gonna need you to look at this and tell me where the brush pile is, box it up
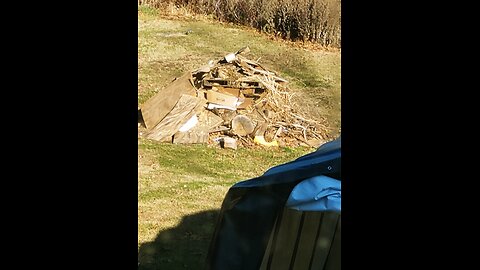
[139,47,330,148]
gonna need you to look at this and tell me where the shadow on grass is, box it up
[138,210,220,270]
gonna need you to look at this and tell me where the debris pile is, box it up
[139,47,330,148]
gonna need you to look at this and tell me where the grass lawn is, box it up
[138,5,340,269]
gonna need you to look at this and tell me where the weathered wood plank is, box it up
[309,212,340,270]
[291,212,323,270]
[323,217,341,270]
[146,94,206,141]
[201,110,225,131]
[172,131,209,144]
[172,110,224,144]
[237,97,254,109]
[259,210,340,270]
[268,208,304,270]
[140,72,197,129]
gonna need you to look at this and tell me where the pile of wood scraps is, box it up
[139,47,330,149]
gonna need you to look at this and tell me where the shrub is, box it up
[139,0,341,48]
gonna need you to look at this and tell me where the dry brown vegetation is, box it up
[139,0,341,47]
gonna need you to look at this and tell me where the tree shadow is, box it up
[138,209,219,270]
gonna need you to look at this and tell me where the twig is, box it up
[291,123,308,141]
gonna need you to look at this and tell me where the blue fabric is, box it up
[205,137,341,270]
[263,136,341,177]
[285,175,341,212]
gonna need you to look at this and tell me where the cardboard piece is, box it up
[216,87,241,97]
[221,137,237,150]
[237,98,254,109]
[206,90,239,108]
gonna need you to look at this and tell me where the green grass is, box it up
[138,6,340,269]
[139,140,311,182]
[138,139,313,269]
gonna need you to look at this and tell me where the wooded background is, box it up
[139,0,341,48]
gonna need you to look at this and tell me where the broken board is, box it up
[173,131,209,144]
[140,72,197,129]
[173,110,224,144]
[146,94,206,141]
